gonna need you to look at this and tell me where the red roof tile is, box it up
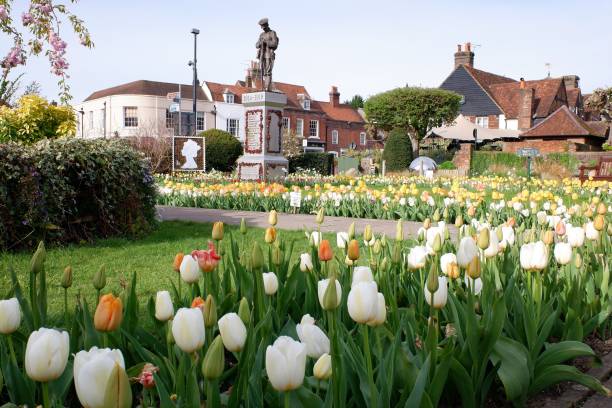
[566,88,581,110]
[271,82,324,111]
[84,80,208,102]
[318,101,365,123]
[205,81,253,103]
[464,66,516,89]
[520,105,601,137]
[489,78,565,119]
[585,121,609,138]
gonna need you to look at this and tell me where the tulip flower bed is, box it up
[1,205,611,407]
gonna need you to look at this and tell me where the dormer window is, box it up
[303,99,310,110]
[223,90,235,104]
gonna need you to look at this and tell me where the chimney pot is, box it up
[457,44,462,52]
[466,42,471,52]
[454,42,475,69]
[519,78,526,89]
[329,86,340,107]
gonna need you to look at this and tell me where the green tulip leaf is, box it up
[529,364,612,396]
[535,341,599,375]
[490,336,529,402]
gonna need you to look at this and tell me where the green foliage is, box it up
[540,153,580,173]
[289,152,334,175]
[0,138,157,250]
[438,161,456,169]
[199,129,243,172]
[602,142,612,151]
[364,87,461,153]
[344,94,365,109]
[471,151,526,176]
[382,128,412,171]
[0,95,76,144]
[422,147,455,164]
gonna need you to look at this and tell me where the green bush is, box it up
[471,151,526,176]
[382,128,412,171]
[200,129,243,172]
[0,139,157,250]
[289,152,334,175]
[438,161,456,170]
[539,153,580,173]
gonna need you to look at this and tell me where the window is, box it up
[196,112,205,131]
[166,109,175,129]
[225,93,235,104]
[331,130,339,145]
[88,111,93,129]
[303,99,311,110]
[123,107,138,127]
[309,120,319,137]
[296,118,304,136]
[476,116,489,128]
[282,117,290,133]
[226,118,239,137]
[360,132,366,145]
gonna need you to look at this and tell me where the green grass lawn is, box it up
[0,221,333,317]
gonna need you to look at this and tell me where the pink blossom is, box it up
[0,6,8,20]
[37,3,53,15]
[22,12,34,26]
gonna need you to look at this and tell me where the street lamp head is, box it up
[188,60,194,66]
[191,28,200,35]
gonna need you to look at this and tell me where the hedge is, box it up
[199,129,243,172]
[289,152,334,175]
[470,151,526,176]
[382,128,412,171]
[0,138,157,250]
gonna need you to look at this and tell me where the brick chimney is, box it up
[454,42,475,69]
[245,60,261,88]
[329,86,340,107]
[518,78,534,130]
[562,75,580,90]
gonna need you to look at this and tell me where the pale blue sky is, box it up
[4,0,611,103]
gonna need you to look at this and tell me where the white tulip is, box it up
[585,222,599,241]
[218,312,247,352]
[313,353,332,380]
[457,237,479,268]
[336,232,349,249]
[426,227,443,248]
[440,253,457,276]
[500,226,515,248]
[300,253,313,273]
[423,276,448,309]
[74,347,126,408]
[519,241,549,271]
[155,291,174,322]
[364,235,376,247]
[554,242,572,265]
[0,298,21,334]
[352,266,374,287]
[536,211,547,225]
[309,231,321,247]
[484,229,500,258]
[296,314,330,358]
[407,245,428,269]
[347,281,379,324]
[180,255,201,283]
[567,226,585,248]
[317,278,342,309]
[172,308,205,353]
[25,328,69,382]
[367,293,387,327]
[265,336,307,391]
[464,276,483,295]
[263,272,279,295]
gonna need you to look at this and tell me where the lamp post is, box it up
[79,108,84,137]
[188,28,200,136]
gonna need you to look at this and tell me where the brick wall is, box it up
[325,120,367,153]
[453,142,472,171]
[282,109,327,139]
[488,115,499,129]
[502,137,591,154]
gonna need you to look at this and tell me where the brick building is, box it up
[440,43,608,152]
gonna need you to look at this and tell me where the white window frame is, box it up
[225,93,235,104]
[282,117,290,132]
[303,99,311,110]
[296,118,304,137]
[331,129,339,145]
[123,106,138,128]
[359,132,366,145]
[476,116,489,128]
[309,120,319,138]
[196,111,205,132]
[166,109,174,129]
[226,118,239,137]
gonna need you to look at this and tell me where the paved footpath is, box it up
[156,205,457,240]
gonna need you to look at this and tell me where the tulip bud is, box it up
[316,208,325,224]
[30,241,46,275]
[423,218,431,230]
[369,259,378,273]
[467,206,476,217]
[380,234,387,248]
[251,243,264,270]
[608,223,612,237]
[93,265,107,291]
[426,263,439,293]
[212,221,224,241]
[477,228,490,250]
[322,276,339,310]
[373,239,382,255]
[596,202,606,215]
[0,298,21,334]
[166,325,175,344]
[272,244,282,266]
[268,210,278,226]
[203,295,217,328]
[94,294,123,332]
[25,328,69,382]
[432,234,442,253]
[496,226,503,242]
[173,252,184,272]
[585,208,593,218]
[455,215,463,228]
[363,224,373,242]
[432,209,440,222]
[396,220,403,241]
[240,217,247,235]
[348,222,356,240]
[102,359,132,408]
[265,227,277,244]
[313,353,332,380]
[263,272,279,295]
[542,230,554,245]
[347,239,360,261]
[392,244,402,264]
[380,257,389,271]
[467,256,481,279]
[155,291,174,322]
[61,266,73,289]
[238,297,251,324]
[594,214,605,231]
[202,336,225,380]
[574,253,582,269]
[318,240,333,262]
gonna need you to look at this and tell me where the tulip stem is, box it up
[327,310,341,408]
[178,273,182,303]
[63,287,68,326]
[41,382,51,408]
[361,324,377,408]
[284,391,290,408]
[7,334,18,367]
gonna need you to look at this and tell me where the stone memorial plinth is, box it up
[237,91,288,181]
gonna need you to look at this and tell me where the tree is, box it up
[382,128,412,171]
[0,94,76,144]
[282,130,302,158]
[364,87,461,157]
[199,129,244,172]
[0,71,23,105]
[0,1,93,103]
[344,94,365,109]
[586,87,612,122]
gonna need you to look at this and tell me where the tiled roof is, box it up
[566,88,581,110]
[205,81,253,103]
[464,66,516,89]
[520,105,602,137]
[271,82,323,111]
[318,101,365,123]
[585,121,609,138]
[84,80,208,102]
[489,78,564,119]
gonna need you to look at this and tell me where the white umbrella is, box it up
[409,156,437,172]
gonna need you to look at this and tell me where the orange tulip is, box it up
[173,252,184,272]
[94,294,123,332]
[506,217,516,228]
[555,221,566,236]
[318,239,333,261]
[347,239,360,261]
[191,296,205,309]
[265,227,277,244]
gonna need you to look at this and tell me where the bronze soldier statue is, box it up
[255,18,279,92]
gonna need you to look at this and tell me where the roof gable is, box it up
[440,65,507,116]
[84,80,208,102]
[520,105,596,137]
[489,78,566,119]
[318,101,364,123]
[205,81,253,103]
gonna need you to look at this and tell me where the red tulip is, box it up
[192,242,221,273]
[318,240,333,262]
